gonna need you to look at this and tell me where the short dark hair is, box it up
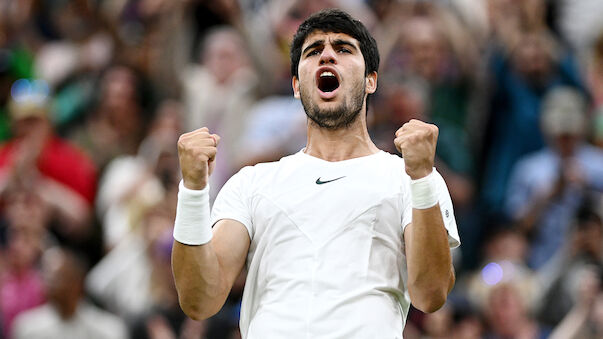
[290,9,380,78]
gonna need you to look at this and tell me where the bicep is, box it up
[212,218,251,289]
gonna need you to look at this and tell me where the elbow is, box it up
[179,299,220,321]
[411,290,448,313]
[408,267,455,313]
[178,288,224,320]
[408,281,450,313]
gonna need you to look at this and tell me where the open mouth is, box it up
[317,71,340,93]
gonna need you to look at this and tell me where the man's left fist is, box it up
[394,119,438,180]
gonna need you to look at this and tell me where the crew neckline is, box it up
[298,148,385,164]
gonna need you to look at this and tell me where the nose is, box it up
[319,45,337,65]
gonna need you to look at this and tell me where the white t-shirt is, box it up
[211,150,460,339]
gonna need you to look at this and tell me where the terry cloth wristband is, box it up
[173,180,213,245]
[410,169,438,209]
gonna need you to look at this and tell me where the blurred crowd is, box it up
[1,0,603,338]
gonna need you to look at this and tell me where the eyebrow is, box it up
[302,40,324,56]
[302,38,359,56]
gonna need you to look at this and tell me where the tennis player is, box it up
[172,8,460,338]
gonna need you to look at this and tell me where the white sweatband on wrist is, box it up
[410,169,439,209]
[173,180,213,245]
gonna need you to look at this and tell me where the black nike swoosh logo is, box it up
[316,176,346,185]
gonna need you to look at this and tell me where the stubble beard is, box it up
[300,79,366,130]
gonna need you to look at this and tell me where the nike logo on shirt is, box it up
[315,176,346,185]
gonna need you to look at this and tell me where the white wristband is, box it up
[410,169,438,209]
[173,180,213,245]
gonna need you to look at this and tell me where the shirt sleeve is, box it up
[211,166,254,239]
[401,169,461,249]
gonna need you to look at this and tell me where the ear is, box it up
[292,76,300,99]
[365,71,377,94]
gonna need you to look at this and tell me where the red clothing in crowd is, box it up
[0,136,97,205]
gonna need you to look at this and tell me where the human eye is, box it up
[337,46,352,54]
[306,49,320,57]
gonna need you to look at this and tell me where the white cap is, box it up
[541,87,587,136]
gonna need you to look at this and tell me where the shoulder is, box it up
[232,152,303,181]
[579,144,603,160]
[376,150,407,172]
[578,144,603,173]
[218,154,296,199]
[81,303,127,332]
[12,304,55,336]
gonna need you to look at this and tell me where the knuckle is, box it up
[177,137,188,150]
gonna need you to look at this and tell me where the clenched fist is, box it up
[394,119,438,180]
[177,127,220,190]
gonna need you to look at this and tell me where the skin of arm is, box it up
[172,219,250,320]
[395,119,455,313]
[172,127,250,320]
[404,206,454,313]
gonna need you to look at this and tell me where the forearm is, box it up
[172,241,228,320]
[405,204,453,313]
[171,177,227,320]
[549,304,589,339]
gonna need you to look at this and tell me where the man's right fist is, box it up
[177,127,220,190]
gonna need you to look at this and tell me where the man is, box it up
[172,9,460,338]
[11,247,128,339]
[505,86,603,269]
[0,82,96,239]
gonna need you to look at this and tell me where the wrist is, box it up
[410,169,438,209]
[173,180,213,245]
[405,164,433,180]
[182,177,208,191]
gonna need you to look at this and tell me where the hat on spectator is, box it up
[541,87,587,136]
[8,79,50,120]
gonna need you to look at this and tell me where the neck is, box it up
[304,113,379,161]
[53,299,79,320]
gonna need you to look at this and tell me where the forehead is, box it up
[301,31,360,49]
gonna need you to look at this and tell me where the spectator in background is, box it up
[403,299,485,339]
[537,198,603,326]
[179,27,258,195]
[0,195,46,339]
[549,265,603,339]
[182,26,255,132]
[70,64,152,171]
[33,0,113,90]
[0,81,97,243]
[377,7,480,183]
[464,226,540,319]
[234,95,307,168]
[586,31,603,108]
[505,87,603,269]
[11,246,128,339]
[481,25,584,217]
[450,306,484,339]
[95,100,181,250]
[483,282,551,339]
[86,195,180,326]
